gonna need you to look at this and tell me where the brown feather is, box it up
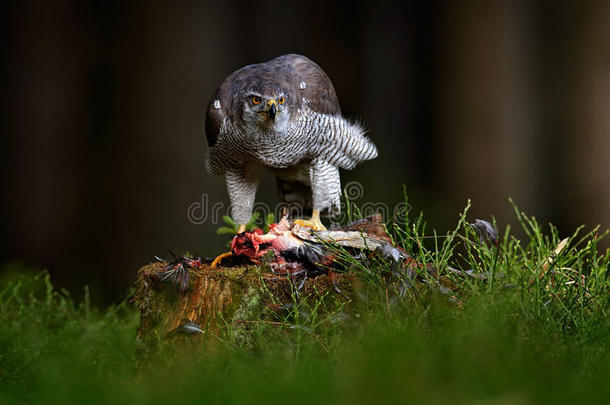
[205,54,342,148]
[337,214,391,242]
[276,54,341,116]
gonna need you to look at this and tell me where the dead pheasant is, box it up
[229,214,406,277]
[153,215,498,296]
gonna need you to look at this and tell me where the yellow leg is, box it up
[210,224,246,268]
[210,251,232,268]
[293,209,326,230]
[311,210,326,230]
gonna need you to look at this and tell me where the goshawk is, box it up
[206,54,377,231]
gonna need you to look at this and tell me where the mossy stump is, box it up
[134,261,353,358]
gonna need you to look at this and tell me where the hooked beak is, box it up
[266,99,277,121]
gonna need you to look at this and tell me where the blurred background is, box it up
[2,1,609,302]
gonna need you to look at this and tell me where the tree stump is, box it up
[133,215,426,358]
[134,261,354,358]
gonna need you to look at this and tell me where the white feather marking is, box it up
[300,81,307,89]
[213,99,221,109]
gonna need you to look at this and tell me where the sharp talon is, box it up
[294,219,314,227]
[293,220,326,231]
[293,209,327,230]
[237,224,246,233]
[293,217,326,231]
[210,251,233,268]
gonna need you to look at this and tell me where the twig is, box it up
[529,238,569,287]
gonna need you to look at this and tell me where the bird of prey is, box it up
[205,54,377,234]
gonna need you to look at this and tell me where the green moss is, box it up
[134,262,356,358]
[229,286,264,345]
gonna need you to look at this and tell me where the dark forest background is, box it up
[2,1,609,302]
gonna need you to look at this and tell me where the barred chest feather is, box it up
[242,124,312,168]
[208,107,374,174]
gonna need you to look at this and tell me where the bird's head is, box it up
[240,89,291,132]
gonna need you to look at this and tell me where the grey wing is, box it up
[205,98,222,148]
[205,61,262,148]
[205,96,231,175]
[270,54,341,116]
[273,54,377,169]
[206,67,249,175]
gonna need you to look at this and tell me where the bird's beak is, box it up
[266,99,277,121]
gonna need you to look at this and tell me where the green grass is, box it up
[1,200,609,404]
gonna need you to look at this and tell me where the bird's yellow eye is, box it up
[252,96,261,105]
[278,97,285,104]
